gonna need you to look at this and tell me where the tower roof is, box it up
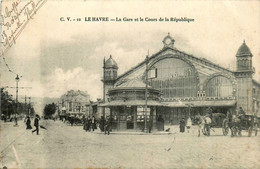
[104,55,118,69]
[236,40,252,57]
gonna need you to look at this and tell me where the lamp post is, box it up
[15,74,20,126]
[144,55,149,133]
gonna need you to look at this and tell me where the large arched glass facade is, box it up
[205,76,233,97]
[148,58,198,98]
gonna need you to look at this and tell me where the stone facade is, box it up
[59,90,92,116]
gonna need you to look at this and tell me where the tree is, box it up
[1,88,36,118]
[43,103,57,118]
[1,88,15,117]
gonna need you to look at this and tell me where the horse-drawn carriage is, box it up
[222,115,258,137]
[65,113,84,126]
[195,112,258,137]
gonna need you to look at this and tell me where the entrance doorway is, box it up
[126,107,134,129]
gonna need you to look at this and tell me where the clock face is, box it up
[165,38,172,45]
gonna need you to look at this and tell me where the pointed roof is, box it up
[236,40,252,57]
[105,55,118,69]
[116,46,233,81]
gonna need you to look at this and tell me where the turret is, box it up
[104,55,118,82]
[236,40,253,71]
[102,55,118,103]
[235,40,254,114]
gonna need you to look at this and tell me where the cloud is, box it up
[43,67,102,100]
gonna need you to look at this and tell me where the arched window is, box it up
[148,58,198,98]
[205,76,233,97]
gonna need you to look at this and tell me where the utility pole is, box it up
[28,97,31,115]
[144,54,149,133]
[15,75,19,126]
[103,57,106,118]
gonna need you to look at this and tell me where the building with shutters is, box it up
[101,34,260,131]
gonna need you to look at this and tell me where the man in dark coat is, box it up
[104,116,111,135]
[82,115,86,130]
[91,116,96,132]
[179,118,185,132]
[26,116,32,130]
[99,116,105,132]
[32,115,40,135]
[86,116,91,132]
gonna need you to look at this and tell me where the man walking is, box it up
[91,116,96,132]
[32,114,40,135]
[104,116,111,135]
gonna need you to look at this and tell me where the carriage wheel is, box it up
[231,126,237,137]
[202,125,207,136]
[222,119,229,136]
[248,127,252,137]
[204,124,210,136]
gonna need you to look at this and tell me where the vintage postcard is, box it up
[1,0,260,168]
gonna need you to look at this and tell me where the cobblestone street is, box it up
[1,120,259,169]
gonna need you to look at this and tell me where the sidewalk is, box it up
[90,125,189,135]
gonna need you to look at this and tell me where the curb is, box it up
[92,132,176,135]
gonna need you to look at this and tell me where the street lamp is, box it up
[15,74,19,126]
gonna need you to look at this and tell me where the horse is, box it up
[194,115,212,137]
[228,115,242,137]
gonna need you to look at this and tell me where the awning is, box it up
[164,100,236,107]
[100,100,164,107]
[99,100,236,107]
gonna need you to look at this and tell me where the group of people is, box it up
[24,114,41,135]
[82,115,111,135]
[83,116,97,132]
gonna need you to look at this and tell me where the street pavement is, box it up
[1,120,260,169]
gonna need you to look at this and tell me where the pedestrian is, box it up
[148,117,153,133]
[186,117,192,133]
[104,116,111,135]
[179,118,185,133]
[32,114,40,135]
[26,116,32,130]
[82,115,87,130]
[99,116,105,132]
[14,115,18,126]
[86,116,91,132]
[91,116,96,132]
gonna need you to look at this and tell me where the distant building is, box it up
[59,90,92,116]
[101,34,260,131]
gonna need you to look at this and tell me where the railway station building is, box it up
[101,34,260,131]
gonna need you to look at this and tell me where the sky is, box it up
[1,0,260,104]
